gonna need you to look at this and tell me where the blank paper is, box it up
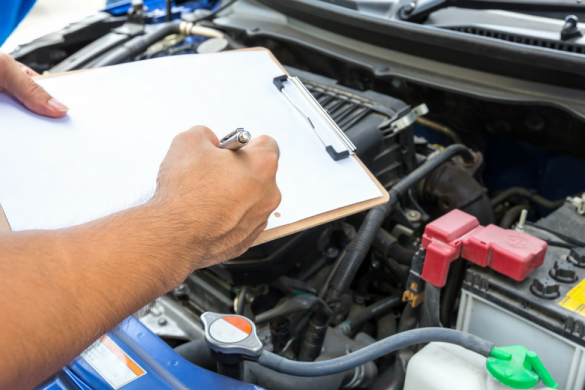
[0,51,383,232]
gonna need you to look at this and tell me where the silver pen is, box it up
[218,128,251,150]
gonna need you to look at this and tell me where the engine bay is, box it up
[17,1,585,389]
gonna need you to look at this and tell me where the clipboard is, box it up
[0,48,389,246]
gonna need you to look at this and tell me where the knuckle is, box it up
[192,125,212,134]
[272,190,282,208]
[173,130,190,142]
[25,80,47,98]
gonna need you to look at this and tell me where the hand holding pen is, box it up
[219,128,251,151]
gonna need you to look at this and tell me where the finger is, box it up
[20,64,39,77]
[191,125,220,147]
[0,53,68,118]
[246,135,280,159]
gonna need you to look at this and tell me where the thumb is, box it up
[0,53,68,118]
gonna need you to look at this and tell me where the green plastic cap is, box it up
[487,346,558,389]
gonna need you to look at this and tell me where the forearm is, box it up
[0,126,280,390]
[0,202,190,390]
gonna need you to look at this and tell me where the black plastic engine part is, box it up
[463,202,585,348]
[210,67,418,286]
[300,144,473,362]
[420,151,495,226]
[11,12,127,73]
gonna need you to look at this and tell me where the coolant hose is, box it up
[259,328,494,377]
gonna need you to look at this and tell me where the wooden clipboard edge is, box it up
[253,155,389,246]
[0,204,10,232]
[2,48,389,244]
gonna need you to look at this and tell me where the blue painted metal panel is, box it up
[36,316,263,390]
[104,0,218,19]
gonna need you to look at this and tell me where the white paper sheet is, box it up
[0,51,383,232]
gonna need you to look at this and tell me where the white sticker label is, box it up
[81,336,146,389]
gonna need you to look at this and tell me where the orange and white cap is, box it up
[201,312,263,357]
[209,316,253,343]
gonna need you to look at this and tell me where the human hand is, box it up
[0,52,68,117]
[149,125,281,284]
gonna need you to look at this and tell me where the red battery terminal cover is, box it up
[420,209,548,287]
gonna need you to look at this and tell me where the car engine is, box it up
[16,1,585,389]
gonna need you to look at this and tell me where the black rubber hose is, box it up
[236,286,248,315]
[372,229,415,265]
[255,295,331,325]
[325,202,396,302]
[245,361,346,390]
[387,242,416,265]
[382,257,408,287]
[440,258,466,328]
[420,284,442,328]
[175,339,216,371]
[355,271,394,303]
[326,144,473,302]
[398,304,421,333]
[491,187,566,209]
[338,295,402,335]
[273,276,318,296]
[166,0,172,22]
[258,328,494,377]
[92,22,182,67]
[390,145,474,196]
[499,204,527,229]
[298,145,473,362]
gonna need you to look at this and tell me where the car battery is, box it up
[457,202,585,390]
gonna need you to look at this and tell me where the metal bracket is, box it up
[380,103,428,134]
[273,75,355,161]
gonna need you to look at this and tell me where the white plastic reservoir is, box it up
[404,342,554,390]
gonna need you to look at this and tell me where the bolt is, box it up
[563,15,579,32]
[326,247,340,259]
[173,284,189,298]
[403,1,416,14]
[157,318,168,326]
[406,210,422,222]
[515,209,528,232]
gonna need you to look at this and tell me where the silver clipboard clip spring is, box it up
[273,75,356,161]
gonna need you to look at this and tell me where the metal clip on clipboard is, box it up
[273,75,357,161]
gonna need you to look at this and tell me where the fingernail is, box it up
[47,98,69,112]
